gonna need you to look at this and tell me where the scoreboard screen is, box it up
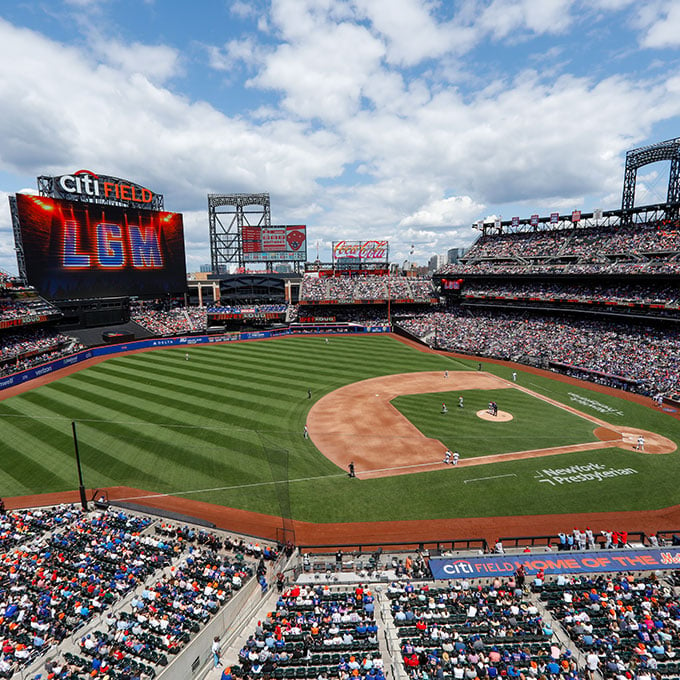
[15,194,186,300]
[242,225,306,262]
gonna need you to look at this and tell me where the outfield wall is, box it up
[0,324,391,392]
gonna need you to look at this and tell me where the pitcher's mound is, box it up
[476,409,513,422]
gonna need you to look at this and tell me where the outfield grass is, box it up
[0,335,679,522]
[391,388,599,457]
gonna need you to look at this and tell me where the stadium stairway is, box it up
[197,551,299,680]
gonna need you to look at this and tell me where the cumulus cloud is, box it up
[639,1,680,48]
[352,0,476,66]
[400,196,486,228]
[91,39,182,83]
[249,21,386,122]
[1,1,680,274]
[478,0,576,40]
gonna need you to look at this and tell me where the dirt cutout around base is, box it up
[477,409,513,422]
[307,371,676,479]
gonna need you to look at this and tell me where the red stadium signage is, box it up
[550,212,559,224]
[571,210,581,223]
[242,225,306,262]
[530,214,539,226]
[332,240,389,262]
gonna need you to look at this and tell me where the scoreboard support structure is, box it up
[8,196,26,282]
[208,193,271,273]
[208,193,306,274]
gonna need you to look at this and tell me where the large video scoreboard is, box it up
[12,171,187,300]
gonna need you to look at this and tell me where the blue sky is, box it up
[1,0,679,274]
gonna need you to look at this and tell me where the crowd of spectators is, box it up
[131,304,207,336]
[0,290,61,324]
[0,329,83,376]
[462,283,680,309]
[68,535,258,678]
[0,505,267,680]
[231,584,383,680]
[0,299,31,321]
[466,222,680,259]
[388,580,581,680]
[440,262,680,276]
[0,508,164,675]
[539,573,680,679]
[397,310,680,395]
[300,276,436,304]
[0,271,25,288]
[437,221,680,276]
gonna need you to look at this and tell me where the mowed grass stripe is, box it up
[0,411,74,492]
[8,389,264,487]
[100,353,320,398]
[126,349,360,389]
[59,371,276,429]
[84,363,298,418]
[75,421,260,491]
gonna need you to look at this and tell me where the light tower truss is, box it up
[208,193,271,273]
[622,138,680,219]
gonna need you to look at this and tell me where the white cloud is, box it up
[477,0,576,40]
[249,20,385,122]
[585,0,635,9]
[639,1,680,48]
[230,0,258,19]
[352,0,476,66]
[207,38,261,73]
[399,196,486,228]
[91,39,182,83]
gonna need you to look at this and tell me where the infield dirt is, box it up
[307,371,675,479]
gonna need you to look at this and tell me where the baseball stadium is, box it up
[1,140,680,680]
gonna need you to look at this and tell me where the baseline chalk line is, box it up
[464,473,517,484]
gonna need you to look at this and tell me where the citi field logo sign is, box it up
[56,170,155,204]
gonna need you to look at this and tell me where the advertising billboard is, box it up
[242,225,306,262]
[15,194,186,300]
[332,240,389,263]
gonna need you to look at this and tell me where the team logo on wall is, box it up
[286,226,305,250]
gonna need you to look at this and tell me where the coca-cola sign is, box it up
[332,240,389,261]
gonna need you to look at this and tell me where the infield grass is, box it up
[0,335,679,522]
[391,388,599,457]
